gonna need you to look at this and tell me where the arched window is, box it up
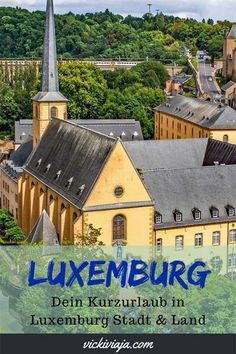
[73,212,78,222]
[49,195,54,203]
[113,215,126,242]
[61,203,66,212]
[51,106,58,119]
[223,135,229,142]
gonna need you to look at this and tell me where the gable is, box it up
[84,141,152,209]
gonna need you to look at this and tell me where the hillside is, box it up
[0,7,232,60]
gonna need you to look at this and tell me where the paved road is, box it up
[198,59,221,98]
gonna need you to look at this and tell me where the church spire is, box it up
[41,0,59,92]
[32,0,67,101]
[32,0,68,147]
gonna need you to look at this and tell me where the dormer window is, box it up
[35,159,42,168]
[132,132,139,140]
[154,212,162,224]
[226,205,235,217]
[66,177,74,189]
[192,208,201,220]
[120,132,126,139]
[173,210,182,222]
[55,170,62,181]
[210,206,219,218]
[109,132,114,137]
[44,163,51,173]
[77,184,85,196]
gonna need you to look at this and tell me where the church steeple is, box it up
[32,0,68,147]
[41,0,59,92]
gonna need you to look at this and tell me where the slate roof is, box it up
[203,138,236,165]
[156,95,236,129]
[15,119,143,143]
[27,210,59,246]
[142,165,236,229]
[227,23,236,39]
[15,120,32,144]
[124,139,208,170]
[1,138,33,181]
[221,80,236,92]
[24,119,116,209]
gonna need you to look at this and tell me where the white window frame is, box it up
[155,213,162,224]
[211,208,219,218]
[229,230,236,243]
[212,231,220,246]
[194,210,201,220]
[195,233,203,247]
[175,212,182,222]
[175,235,184,250]
[228,207,235,217]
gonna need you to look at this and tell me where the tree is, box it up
[207,35,224,60]
[131,61,169,88]
[59,62,107,119]
[0,209,25,243]
[0,75,20,139]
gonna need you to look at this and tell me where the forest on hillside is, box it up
[0,7,232,61]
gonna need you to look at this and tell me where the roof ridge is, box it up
[53,118,117,141]
[141,164,236,173]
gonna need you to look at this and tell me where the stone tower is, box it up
[32,0,68,147]
[223,23,236,79]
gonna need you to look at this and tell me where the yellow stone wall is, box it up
[20,141,154,246]
[0,169,20,222]
[154,111,210,140]
[155,111,236,144]
[32,101,67,147]
[155,222,235,273]
[85,142,152,207]
[223,38,236,77]
[210,130,236,144]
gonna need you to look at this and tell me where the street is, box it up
[198,59,221,99]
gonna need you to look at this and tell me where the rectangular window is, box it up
[211,256,221,271]
[212,231,220,246]
[175,213,182,222]
[155,213,162,224]
[229,230,236,243]
[195,233,203,247]
[156,238,162,255]
[175,235,184,250]
[228,254,236,267]
[228,208,235,217]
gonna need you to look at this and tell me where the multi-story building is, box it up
[223,23,236,80]
[155,95,236,143]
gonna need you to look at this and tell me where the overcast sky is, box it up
[1,0,236,21]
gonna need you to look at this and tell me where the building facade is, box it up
[155,96,236,143]
[223,24,236,80]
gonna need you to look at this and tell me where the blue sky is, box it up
[1,0,236,21]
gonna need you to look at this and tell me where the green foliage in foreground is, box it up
[0,209,25,243]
